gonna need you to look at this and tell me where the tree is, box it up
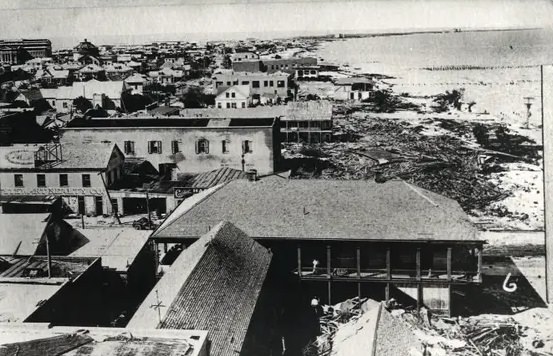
[179,86,214,108]
[365,89,401,113]
[121,93,153,113]
[73,96,93,113]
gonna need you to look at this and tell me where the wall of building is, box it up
[231,60,262,73]
[213,72,289,98]
[263,57,317,73]
[62,126,280,175]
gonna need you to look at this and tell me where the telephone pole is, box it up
[542,65,553,305]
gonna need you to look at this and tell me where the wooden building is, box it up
[151,178,485,315]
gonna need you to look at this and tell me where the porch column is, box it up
[416,248,421,281]
[447,247,452,281]
[476,246,482,282]
[357,246,361,299]
[297,245,302,279]
[327,245,332,305]
[386,247,391,280]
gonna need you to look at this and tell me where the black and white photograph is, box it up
[0,0,552,355]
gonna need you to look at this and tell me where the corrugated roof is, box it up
[153,179,481,242]
[191,167,248,188]
[128,221,272,356]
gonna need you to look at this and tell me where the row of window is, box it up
[217,102,246,109]
[218,80,286,88]
[124,139,254,155]
[14,173,91,188]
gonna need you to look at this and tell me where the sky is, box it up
[0,0,552,48]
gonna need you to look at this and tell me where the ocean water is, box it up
[315,28,553,124]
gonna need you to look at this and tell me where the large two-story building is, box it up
[151,178,485,315]
[212,70,291,103]
[0,142,124,216]
[61,115,281,176]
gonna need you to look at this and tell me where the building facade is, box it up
[212,71,291,102]
[0,39,52,64]
[0,143,124,216]
[215,85,252,109]
[62,116,281,176]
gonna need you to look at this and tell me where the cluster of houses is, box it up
[0,36,486,356]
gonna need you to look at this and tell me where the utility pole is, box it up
[542,65,553,305]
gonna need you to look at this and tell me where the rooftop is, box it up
[65,116,276,129]
[0,256,98,323]
[0,213,50,255]
[0,324,208,356]
[70,228,151,273]
[128,222,272,356]
[153,178,481,243]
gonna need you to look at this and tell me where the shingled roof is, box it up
[128,221,272,356]
[153,178,481,242]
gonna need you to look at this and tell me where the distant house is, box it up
[334,77,375,101]
[295,65,320,80]
[148,67,184,85]
[124,73,148,95]
[262,56,318,74]
[40,79,130,113]
[230,51,259,62]
[104,63,133,81]
[128,221,280,356]
[281,100,333,143]
[0,142,125,216]
[215,85,252,109]
[36,65,70,86]
[212,70,290,104]
[75,63,105,81]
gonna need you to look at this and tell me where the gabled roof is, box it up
[216,85,251,100]
[52,143,121,170]
[48,80,128,100]
[153,179,481,242]
[128,221,272,356]
[124,73,147,84]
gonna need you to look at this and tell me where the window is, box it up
[226,103,230,108]
[124,140,135,154]
[216,81,223,87]
[226,81,231,86]
[231,102,237,108]
[59,174,68,187]
[14,174,23,187]
[148,141,162,154]
[269,81,274,87]
[277,80,285,88]
[241,81,249,85]
[252,81,260,88]
[171,140,180,154]
[62,102,68,109]
[231,92,235,98]
[264,80,268,87]
[37,174,46,187]
[222,139,229,153]
[82,174,91,187]
[196,139,209,154]
[217,102,222,108]
[241,102,246,108]
[242,140,253,154]
[226,92,230,98]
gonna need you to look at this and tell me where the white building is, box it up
[215,85,252,109]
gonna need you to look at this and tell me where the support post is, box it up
[385,283,390,302]
[417,284,422,311]
[297,245,302,279]
[386,247,391,280]
[326,245,331,278]
[447,247,452,281]
[328,280,332,305]
[416,248,421,281]
[476,246,482,282]
[356,246,361,279]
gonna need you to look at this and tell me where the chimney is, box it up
[246,169,258,182]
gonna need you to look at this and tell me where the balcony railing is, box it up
[294,266,480,283]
